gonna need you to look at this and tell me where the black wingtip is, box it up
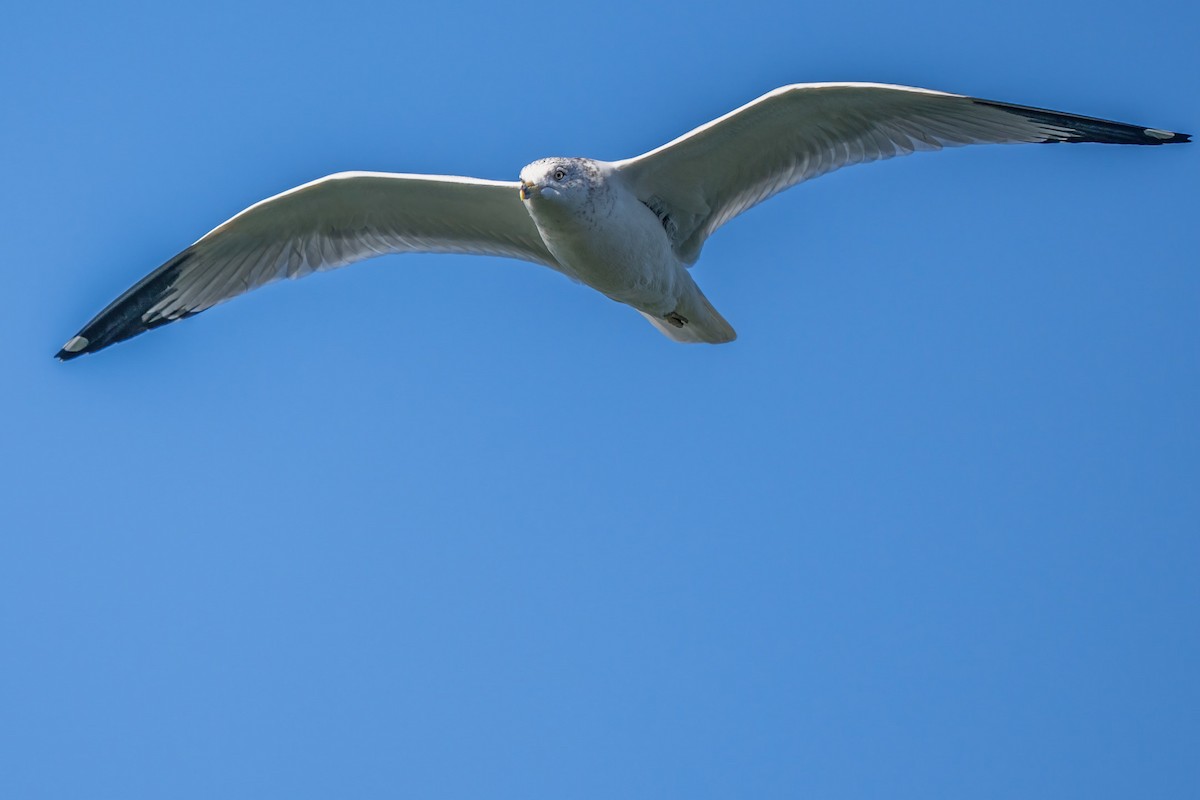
[1125,127,1191,145]
[973,98,1191,146]
[56,250,197,362]
[55,334,93,361]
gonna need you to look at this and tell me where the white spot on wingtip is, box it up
[1145,128,1174,140]
[62,335,89,353]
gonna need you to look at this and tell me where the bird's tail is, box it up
[639,279,736,344]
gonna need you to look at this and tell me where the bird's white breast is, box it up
[524,170,685,316]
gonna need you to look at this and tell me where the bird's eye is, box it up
[553,167,567,181]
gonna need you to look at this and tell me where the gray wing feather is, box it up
[615,83,1188,264]
[58,171,556,358]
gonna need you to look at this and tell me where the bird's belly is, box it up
[538,211,683,315]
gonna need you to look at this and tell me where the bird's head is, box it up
[518,158,603,216]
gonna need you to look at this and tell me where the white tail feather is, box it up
[639,280,736,344]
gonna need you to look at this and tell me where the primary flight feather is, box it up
[56,82,1189,360]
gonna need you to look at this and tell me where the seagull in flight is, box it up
[56,83,1188,360]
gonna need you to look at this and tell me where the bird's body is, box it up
[522,159,668,306]
[57,83,1188,360]
[518,157,734,342]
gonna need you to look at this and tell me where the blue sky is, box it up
[3,1,1196,797]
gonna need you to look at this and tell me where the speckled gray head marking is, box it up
[518,157,613,223]
[519,158,602,196]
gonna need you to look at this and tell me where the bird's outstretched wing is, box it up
[615,83,1190,264]
[57,171,556,359]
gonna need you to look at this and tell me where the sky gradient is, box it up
[3,1,1197,797]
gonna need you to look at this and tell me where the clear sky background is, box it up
[3,1,1196,797]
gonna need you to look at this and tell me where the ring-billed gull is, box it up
[56,82,1188,359]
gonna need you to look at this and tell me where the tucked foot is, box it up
[665,311,689,328]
